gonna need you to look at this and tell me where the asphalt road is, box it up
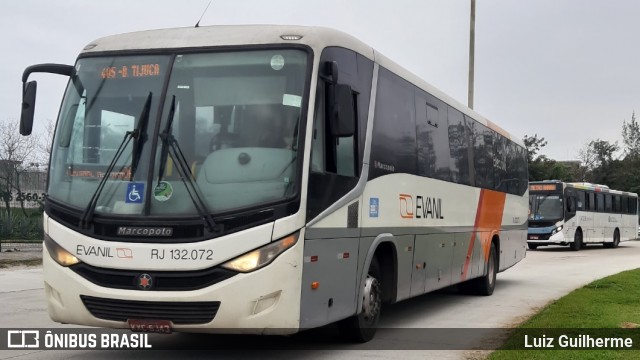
[2,241,640,359]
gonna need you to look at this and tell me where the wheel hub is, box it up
[362,275,381,322]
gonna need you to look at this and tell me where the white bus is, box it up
[528,181,639,250]
[20,25,528,342]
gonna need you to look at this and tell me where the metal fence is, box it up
[0,240,42,253]
[0,168,47,209]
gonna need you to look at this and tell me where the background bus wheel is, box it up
[570,229,582,251]
[338,257,381,343]
[604,229,620,248]
[527,243,538,250]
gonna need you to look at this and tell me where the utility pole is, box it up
[468,0,476,109]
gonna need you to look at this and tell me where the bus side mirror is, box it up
[328,83,355,137]
[325,61,339,84]
[20,81,37,136]
[19,63,74,136]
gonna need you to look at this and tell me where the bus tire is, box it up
[570,229,582,251]
[527,243,538,250]
[472,242,497,296]
[604,229,620,248]
[338,257,382,343]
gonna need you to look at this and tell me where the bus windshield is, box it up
[48,49,308,218]
[529,193,564,221]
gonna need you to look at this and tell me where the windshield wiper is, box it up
[157,95,216,232]
[80,92,152,229]
[131,92,152,180]
[156,95,176,187]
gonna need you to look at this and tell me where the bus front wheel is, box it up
[338,257,381,343]
[570,230,582,251]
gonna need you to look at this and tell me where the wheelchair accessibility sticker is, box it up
[126,182,145,204]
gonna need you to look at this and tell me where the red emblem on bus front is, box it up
[137,273,153,290]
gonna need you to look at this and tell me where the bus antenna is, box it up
[195,1,213,28]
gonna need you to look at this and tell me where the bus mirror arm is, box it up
[20,63,74,136]
[320,61,339,84]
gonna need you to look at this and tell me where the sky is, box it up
[1,0,639,161]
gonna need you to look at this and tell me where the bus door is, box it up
[564,188,577,240]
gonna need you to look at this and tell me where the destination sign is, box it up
[100,64,161,79]
[530,184,559,191]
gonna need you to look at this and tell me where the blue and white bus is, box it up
[528,181,638,250]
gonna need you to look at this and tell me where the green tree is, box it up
[0,119,41,217]
[523,134,547,163]
[573,112,640,193]
[622,111,640,158]
[578,139,621,186]
[523,134,575,181]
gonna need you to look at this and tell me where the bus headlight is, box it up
[551,226,563,235]
[221,233,298,273]
[45,235,81,267]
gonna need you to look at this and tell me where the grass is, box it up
[0,258,42,268]
[488,269,640,359]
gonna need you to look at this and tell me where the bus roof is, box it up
[530,180,638,197]
[81,24,524,148]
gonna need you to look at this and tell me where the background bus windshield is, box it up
[529,193,564,221]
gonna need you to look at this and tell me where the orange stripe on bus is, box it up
[486,120,511,140]
[461,189,506,280]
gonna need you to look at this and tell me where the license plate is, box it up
[529,235,539,240]
[128,319,172,334]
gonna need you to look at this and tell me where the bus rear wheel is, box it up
[570,230,582,251]
[459,242,497,295]
[604,229,620,248]
[473,242,497,296]
[338,257,381,342]
[527,243,538,250]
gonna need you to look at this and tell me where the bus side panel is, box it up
[623,213,636,241]
[499,193,527,269]
[452,232,471,283]
[498,229,527,271]
[389,234,415,302]
[415,233,454,294]
[299,236,359,329]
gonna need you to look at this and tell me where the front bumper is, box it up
[43,238,304,335]
[527,230,565,245]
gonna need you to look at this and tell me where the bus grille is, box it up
[80,296,220,324]
[70,263,237,291]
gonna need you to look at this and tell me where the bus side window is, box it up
[596,193,604,212]
[576,191,585,211]
[311,81,357,176]
[567,197,575,214]
[307,47,373,222]
[613,195,620,213]
[605,194,612,212]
